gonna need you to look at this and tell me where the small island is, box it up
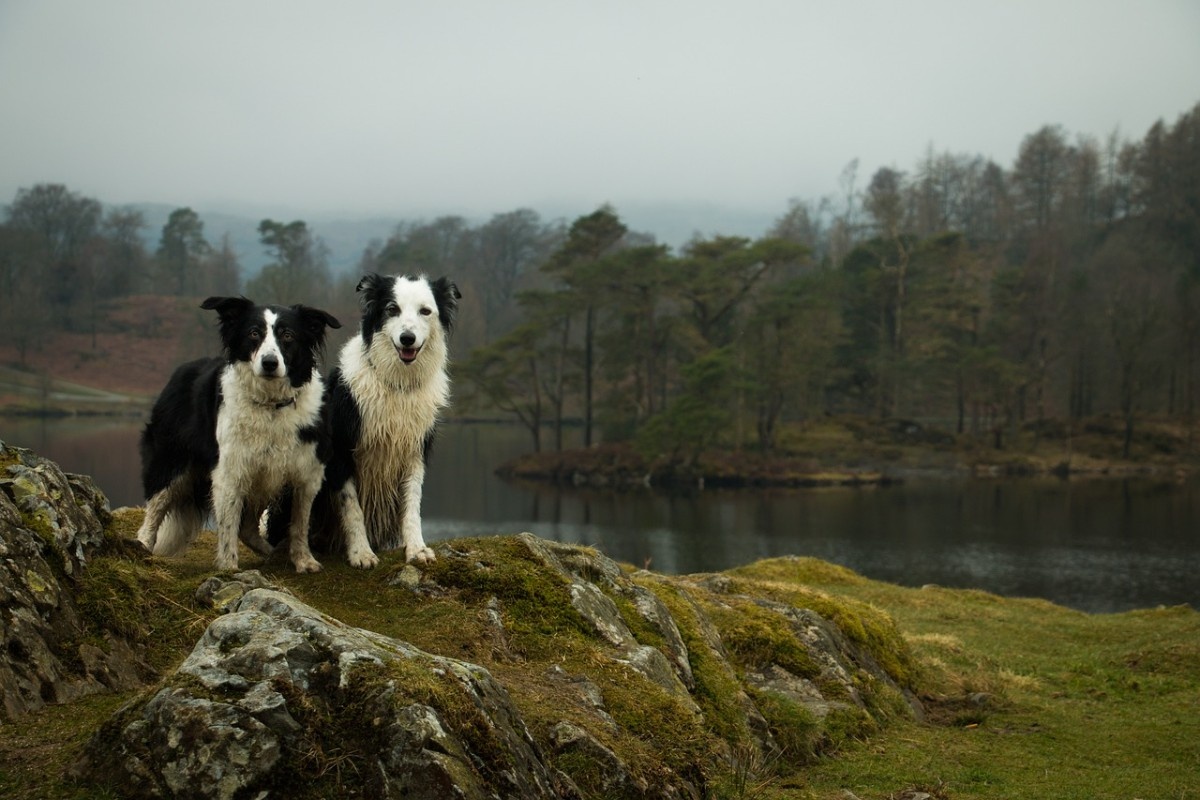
[494,413,1195,491]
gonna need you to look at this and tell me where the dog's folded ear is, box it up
[201,296,255,319]
[296,305,342,336]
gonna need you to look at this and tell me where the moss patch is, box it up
[634,577,753,747]
[724,569,920,690]
[704,598,822,679]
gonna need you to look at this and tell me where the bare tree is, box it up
[1093,234,1173,456]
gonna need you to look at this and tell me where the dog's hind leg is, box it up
[401,461,435,564]
[136,489,170,552]
[156,506,204,557]
[339,480,379,569]
[140,478,201,557]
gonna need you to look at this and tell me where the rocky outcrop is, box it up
[4,445,926,799]
[69,538,922,798]
[0,441,147,719]
[72,579,573,800]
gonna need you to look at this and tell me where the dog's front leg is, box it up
[401,462,435,564]
[287,481,322,573]
[339,480,379,569]
[211,474,242,572]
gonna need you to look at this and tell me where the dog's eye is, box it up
[420,307,433,316]
[279,329,295,343]
[385,303,400,317]
[249,328,262,340]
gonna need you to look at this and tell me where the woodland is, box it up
[2,102,1198,461]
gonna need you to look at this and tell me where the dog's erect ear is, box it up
[201,296,255,320]
[431,277,461,333]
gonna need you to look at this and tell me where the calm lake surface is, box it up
[4,417,1198,614]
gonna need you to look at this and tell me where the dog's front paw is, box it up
[214,555,238,573]
[347,546,380,570]
[407,545,436,565]
[293,555,323,573]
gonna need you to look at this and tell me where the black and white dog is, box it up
[137,296,341,573]
[311,273,460,568]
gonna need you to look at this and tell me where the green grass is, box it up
[733,558,1200,799]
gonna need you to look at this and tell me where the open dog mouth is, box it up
[395,343,421,364]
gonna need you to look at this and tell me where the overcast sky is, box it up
[2,0,1198,226]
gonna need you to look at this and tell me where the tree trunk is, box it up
[553,318,570,451]
[956,369,966,435]
[529,357,543,453]
[584,305,594,447]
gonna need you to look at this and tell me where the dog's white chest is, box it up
[215,369,322,490]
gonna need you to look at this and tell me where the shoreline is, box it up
[496,437,1194,491]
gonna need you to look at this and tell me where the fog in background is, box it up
[2,0,1198,244]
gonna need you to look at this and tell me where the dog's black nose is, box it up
[261,355,279,374]
[399,332,417,347]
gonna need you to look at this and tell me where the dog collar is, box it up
[260,396,297,410]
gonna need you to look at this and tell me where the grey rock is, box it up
[756,600,925,720]
[745,664,854,719]
[0,442,109,575]
[613,645,700,715]
[389,562,423,590]
[72,587,568,799]
[627,580,694,690]
[548,720,648,798]
[569,579,636,647]
[0,441,140,720]
[515,533,699,699]
[545,665,618,734]
[195,570,289,612]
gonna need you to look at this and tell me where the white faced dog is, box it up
[137,296,340,572]
[313,273,460,568]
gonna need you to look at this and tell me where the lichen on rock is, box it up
[71,578,572,799]
[0,441,136,719]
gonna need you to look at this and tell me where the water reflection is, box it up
[3,417,1197,613]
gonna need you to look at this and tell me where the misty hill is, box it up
[130,201,778,279]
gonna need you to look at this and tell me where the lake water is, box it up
[4,417,1197,614]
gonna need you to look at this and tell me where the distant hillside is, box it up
[128,201,780,280]
[0,295,215,410]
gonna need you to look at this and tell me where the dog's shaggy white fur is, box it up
[315,273,460,567]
